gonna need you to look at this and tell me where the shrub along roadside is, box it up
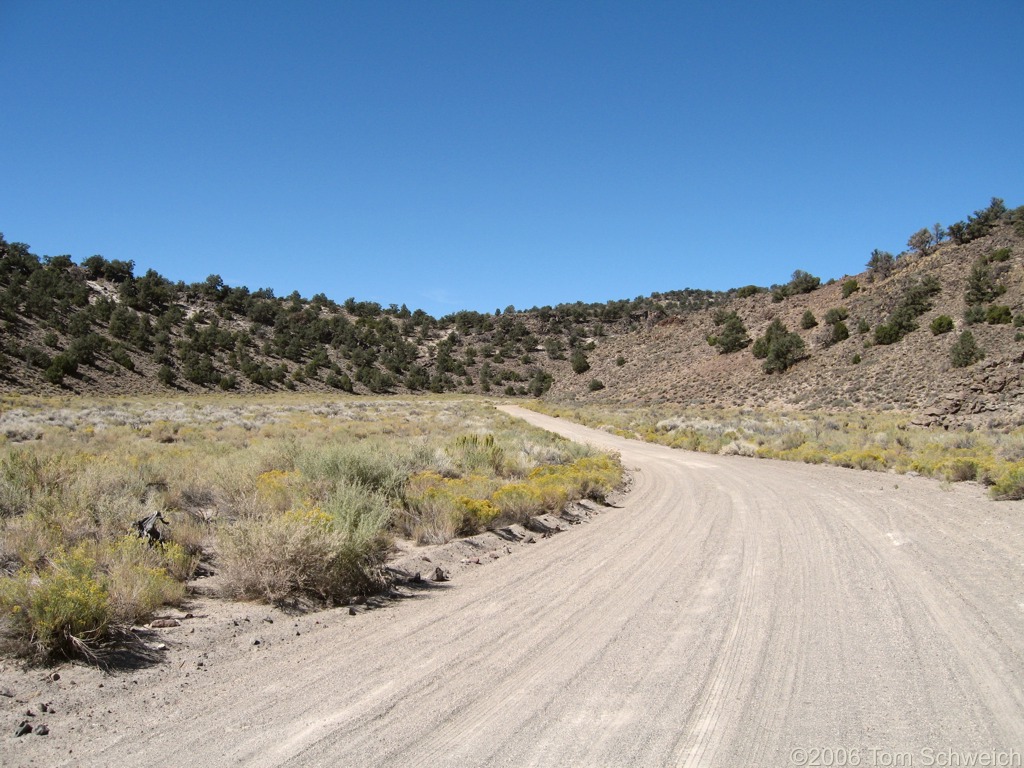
[0,538,189,662]
[522,401,1024,503]
[0,396,623,660]
[399,454,620,545]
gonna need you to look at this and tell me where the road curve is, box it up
[26,406,1024,767]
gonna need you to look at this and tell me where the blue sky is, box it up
[2,1,1021,317]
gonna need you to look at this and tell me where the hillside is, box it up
[559,211,1024,429]
[2,198,1023,427]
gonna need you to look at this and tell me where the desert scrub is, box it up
[444,433,511,477]
[400,472,501,544]
[0,538,187,661]
[522,401,1024,500]
[218,497,391,604]
[990,463,1024,500]
[0,394,624,642]
[0,547,110,660]
[524,455,620,508]
[293,440,411,501]
[399,452,621,543]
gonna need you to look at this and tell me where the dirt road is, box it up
[5,405,1024,767]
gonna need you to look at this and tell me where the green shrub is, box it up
[772,271,820,302]
[44,353,77,385]
[445,433,508,477]
[528,369,553,397]
[326,372,354,391]
[824,307,848,325]
[588,378,605,391]
[964,305,986,325]
[1014,206,1024,238]
[908,227,937,256]
[948,198,1007,244]
[867,249,895,280]
[842,280,860,298]
[21,345,51,369]
[874,277,942,345]
[800,310,818,330]
[986,305,1012,324]
[158,364,175,387]
[544,338,565,360]
[873,323,901,345]
[615,355,626,366]
[297,442,409,499]
[965,259,1003,305]
[708,310,750,353]
[570,349,590,374]
[930,315,954,335]
[990,464,1024,500]
[988,247,1012,263]
[950,331,984,368]
[66,333,107,365]
[0,547,110,659]
[857,318,870,335]
[753,319,806,373]
[218,505,389,604]
[110,345,135,371]
[788,270,820,294]
[827,321,850,345]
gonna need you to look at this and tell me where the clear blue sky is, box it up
[2,1,1021,317]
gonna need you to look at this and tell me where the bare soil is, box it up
[2,406,1023,767]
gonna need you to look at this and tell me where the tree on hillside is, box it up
[707,309,750,354]
[866,249,895,281]
[528,368,553,396]
[950,331,984,368]
[907,227,937,256]
[947,198,1008,244]
[570,348,591,374]
[752,318,806,373]
[822,307,850,347]
[827,320,850,345]
[788,270,821,295]
[965,258,1004,305]
[873,276,941,345]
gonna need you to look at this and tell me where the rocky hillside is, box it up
[556,207,1024,428]
[2,199,1023,427]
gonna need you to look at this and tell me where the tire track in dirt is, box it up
[8,404,1023,768]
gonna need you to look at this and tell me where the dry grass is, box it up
[524,400,1024,500]
[0,393,622,659]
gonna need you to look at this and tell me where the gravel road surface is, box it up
[4,405,1023,767]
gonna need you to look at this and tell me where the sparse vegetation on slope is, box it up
[2,196,1023,421]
